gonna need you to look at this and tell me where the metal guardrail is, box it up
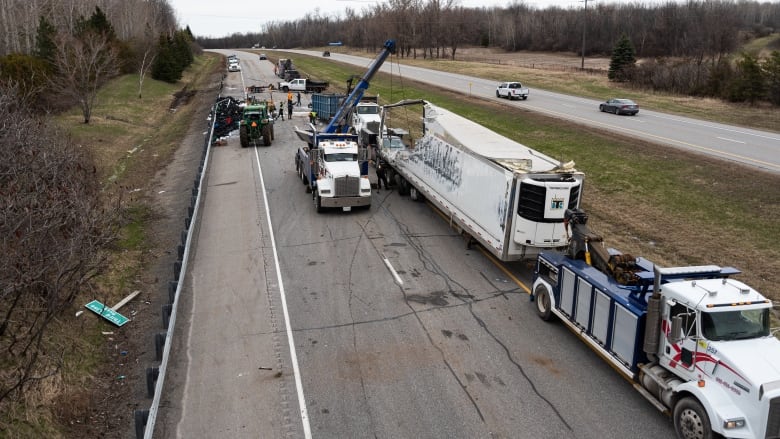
[132,94,222,439]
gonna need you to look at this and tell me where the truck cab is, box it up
[656,276,779,439]
[295,133,371,212]
[352,101,381,147]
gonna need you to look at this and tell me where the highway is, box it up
[153,50,676,439]
[290,49,780,175]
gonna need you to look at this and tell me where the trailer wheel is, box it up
[409,186,424,202]
[534,284,554,321]
[395,175,410,196]
[674,397,712,439]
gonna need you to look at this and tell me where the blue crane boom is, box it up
[323,39,396,134]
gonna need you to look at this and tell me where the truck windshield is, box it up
[324,153,357,162]
[382,137,404,148]
[357,106,379,115]
[701,308,770,341]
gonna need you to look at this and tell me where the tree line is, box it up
[198,0,780,106]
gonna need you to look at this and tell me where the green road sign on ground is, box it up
[85,300,129,327]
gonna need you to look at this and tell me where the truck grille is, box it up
[768,396,780,438]
[335,176,360,197]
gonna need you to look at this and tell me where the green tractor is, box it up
[239,102,274,147]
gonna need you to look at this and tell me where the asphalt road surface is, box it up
[155,50,677,438]
[289,48,780,175]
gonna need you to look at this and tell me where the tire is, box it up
[673,397,712,439]
[314,192,323,213]
[409,186,424,202]
[599,105,605,112]
[262,126,271,146]
[522,96,528,100]
[395,175,410,196]
[534,284,554,321]
[271,125,275,140]
[614,107,620,115]
[282,86,289,92]
[239,125,248,148]
[496,90,500,98]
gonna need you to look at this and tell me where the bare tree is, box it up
[0,84,119,406]
[50,31,118,123]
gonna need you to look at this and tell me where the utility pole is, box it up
[581,0,592,70]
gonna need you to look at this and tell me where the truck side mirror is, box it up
[670,315,683,344]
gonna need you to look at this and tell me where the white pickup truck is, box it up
[277,78,329,93]
[496,81,529,100]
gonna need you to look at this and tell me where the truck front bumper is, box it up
[321,196,371,208]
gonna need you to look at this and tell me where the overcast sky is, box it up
[170,0,664,38]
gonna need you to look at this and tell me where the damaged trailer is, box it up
[378,100,584,261]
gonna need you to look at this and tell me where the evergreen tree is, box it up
[728,52,765,104]
[75,6,116,41]
[151,34,181,83]
[608,34,636,82]
[762,51,780,105]
[34,16,57,68]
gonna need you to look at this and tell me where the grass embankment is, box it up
[0,53,221,437]
[287,53,780,301]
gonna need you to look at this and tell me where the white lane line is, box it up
[382,254,404,286]
[253,147,312,439]
[716,136,747,144]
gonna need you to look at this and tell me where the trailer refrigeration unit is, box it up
[532,208,780,439]
[377,100,584,261]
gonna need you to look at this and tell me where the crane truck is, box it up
[532,208,780,439]
[376,99,584,261]
[293,39,396,212]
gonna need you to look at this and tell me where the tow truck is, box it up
[293,39,396,212]
[532,208,780,439]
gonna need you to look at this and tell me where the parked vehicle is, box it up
[599,98,639,115]
[323,51,331,57]
[228,62,240,72]
[276,58,295,79]
[278,78,329,93]
[259,53,267,60]
[378,99,584,261]
[532,208,780,439]
[496,81,529,100]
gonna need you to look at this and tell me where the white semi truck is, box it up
[377,100,584,261]
[532,209,780,439]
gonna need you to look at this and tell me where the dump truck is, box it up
[377,100,584,261]
[532,208,780,439]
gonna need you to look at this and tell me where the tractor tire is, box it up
[270,125,275,141]
[239,125,248,148]
[263,126,272,146]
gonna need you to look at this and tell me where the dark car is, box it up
[599,98,639,115]
[259,53,267,60]
[322,51,331,57]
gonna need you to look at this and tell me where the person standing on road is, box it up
[375,158,389,190]
[287,91,293,105]
[278,101,285,120]
[287,99,293,120]
[296,92,301,106]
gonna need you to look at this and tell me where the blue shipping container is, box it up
[311,94,345,121]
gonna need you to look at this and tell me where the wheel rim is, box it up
[678,407,705,439]
[536,291,549,314]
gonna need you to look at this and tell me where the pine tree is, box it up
[608,34,636,82]
[728,52,765,104]
[762,51,780,105]
[34,16,57,69]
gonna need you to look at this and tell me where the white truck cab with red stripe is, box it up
[531,209,780,439]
